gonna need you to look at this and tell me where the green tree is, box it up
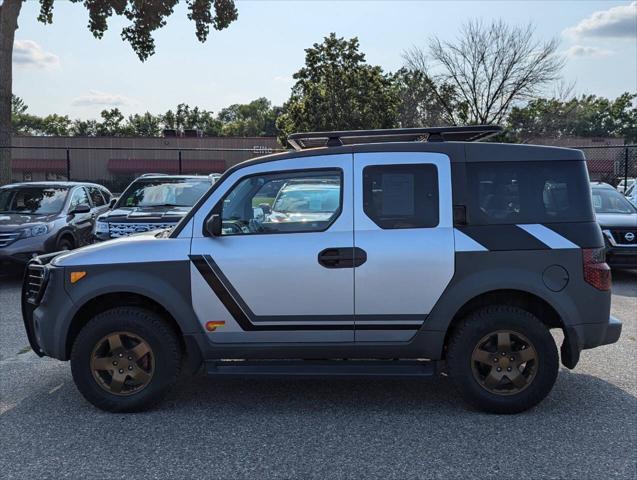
[218,97,281,136]
[393,68,464,127]
[71,119,98,137]
[128,112,162,137]
[507,93,637,143]
[96,108,131,136]
[276,33,399,143]
[0,0,239,184]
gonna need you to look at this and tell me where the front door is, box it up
[67,186,94,246]
[190,154,355,343]
[353,152,455,341]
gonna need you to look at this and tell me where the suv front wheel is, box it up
[447,305,559,414]
[71,307,181,412]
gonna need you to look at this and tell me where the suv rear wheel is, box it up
[447,305,559,414]
[70,307,181,412]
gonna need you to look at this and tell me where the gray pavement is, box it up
[1,264,636,479]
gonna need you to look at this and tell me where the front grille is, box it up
[24,263,48,305]
[610,228,637,246]
[108,222,175,238]
[0,231,21,248]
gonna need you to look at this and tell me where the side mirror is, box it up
[259,203,272,215]
[205,214,222,237]
[109,198,117,208]
[69,203,91,215]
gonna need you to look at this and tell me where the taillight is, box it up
[582,248,611,291]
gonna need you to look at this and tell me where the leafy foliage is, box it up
[276,33,399,142]
[507,93,637,143]
[36,0,238,61]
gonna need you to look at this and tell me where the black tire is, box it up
[71,307,181,412]
[57,236,74,251]
[446,305,559,414]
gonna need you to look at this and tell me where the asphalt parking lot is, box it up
[1,265,636,479]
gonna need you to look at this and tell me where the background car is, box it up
[624,182,637,207]
[591,182,637,269]
[94,174,216,240]
[0,181,112,263]
[615,177,635,194]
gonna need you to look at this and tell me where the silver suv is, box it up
[0,182,111,263]
[21,126,621,414]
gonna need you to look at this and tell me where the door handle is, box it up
[318,247,367,268]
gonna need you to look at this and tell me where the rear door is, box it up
[190,154,355,343]
[353,152,455,341]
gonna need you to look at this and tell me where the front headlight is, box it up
[94,220,109,234]
[20,223,49,238]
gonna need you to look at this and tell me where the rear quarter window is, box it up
[465,161,594,225]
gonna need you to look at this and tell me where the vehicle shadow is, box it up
[2,365,636,477]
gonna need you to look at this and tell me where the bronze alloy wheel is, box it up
[90,331,155,396]
[470,330,538,396]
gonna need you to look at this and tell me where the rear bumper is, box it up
[574,316,622,349]
[561,316,622,369]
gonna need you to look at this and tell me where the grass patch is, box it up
[18,346,32,354]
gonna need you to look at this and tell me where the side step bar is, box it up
[205,360,440,378]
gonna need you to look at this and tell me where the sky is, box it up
[12,0,637,119]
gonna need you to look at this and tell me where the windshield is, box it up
[117,179,210,208]
[272,186,340,213]
[591,188,637,214]
[0,187,69,214]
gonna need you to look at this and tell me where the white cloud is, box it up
[71,90,136,107]
[564,2,637,39]
[563,45,614,58]
[13,40,60,68]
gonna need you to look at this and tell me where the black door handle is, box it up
[318,247,367,268]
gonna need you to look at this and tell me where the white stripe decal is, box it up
[454,229,488,252]
[517,224,579,249]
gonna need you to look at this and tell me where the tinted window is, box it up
[69,187,90,209]
[466,161,594,225]
[0,187,69,214]
[363,164,439,229]
[118,179,210,208]
[591,187,636,214]
[219,170,341,235]
[100,188,112,203]
[88,187,106,206]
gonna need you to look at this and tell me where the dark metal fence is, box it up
[3,144,285,192]
[2,143,636,193]
[577,145,637,188]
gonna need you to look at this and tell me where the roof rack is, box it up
[287,125,502,151]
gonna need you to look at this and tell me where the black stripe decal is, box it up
[190,254,424,331]
[458,225,550,251]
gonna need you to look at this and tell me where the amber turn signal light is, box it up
[70,271,87,284]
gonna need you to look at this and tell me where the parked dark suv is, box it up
[22,127,621,414]
[0,181,111,263]
[94,174,215,240]
[591,182,637,268]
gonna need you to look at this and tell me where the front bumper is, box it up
[22,257,74,359]
[606,247,637,268]
[0,233,53,263]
